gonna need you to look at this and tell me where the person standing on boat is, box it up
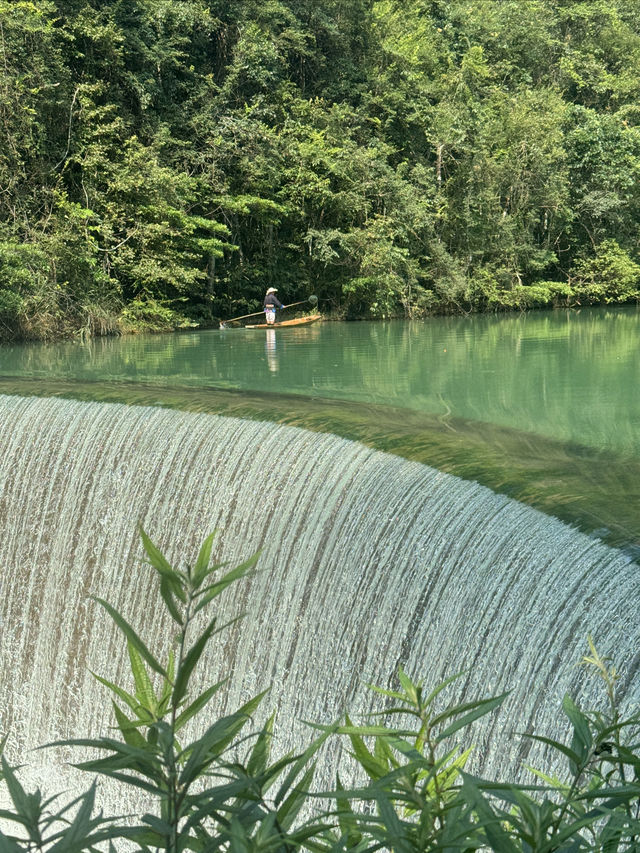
[264,287,285,325]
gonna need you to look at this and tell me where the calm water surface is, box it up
[2,306,639,456]
[2,306,639,550]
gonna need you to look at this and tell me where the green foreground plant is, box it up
[322,641,640,853]
[0,530,639,851]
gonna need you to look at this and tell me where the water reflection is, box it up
[265,329,278,373]
[1,307,639,458]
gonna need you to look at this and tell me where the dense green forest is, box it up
[1,0,640,339]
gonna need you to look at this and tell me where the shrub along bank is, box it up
[1,530,639,851]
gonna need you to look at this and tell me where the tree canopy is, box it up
[1,0,639,337]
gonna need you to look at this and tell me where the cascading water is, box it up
[0,393,638,814]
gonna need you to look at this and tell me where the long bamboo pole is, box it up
[220,295,317,328]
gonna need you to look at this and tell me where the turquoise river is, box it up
[2,305,639,552]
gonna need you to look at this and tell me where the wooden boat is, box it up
[245,315,321,329]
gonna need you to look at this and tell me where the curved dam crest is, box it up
[0,393,637,810]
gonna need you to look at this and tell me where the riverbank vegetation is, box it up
[1,530,639,851]
[1,0,640,339]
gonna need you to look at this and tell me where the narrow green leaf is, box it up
[50,826,133,853]
[334,723,410,737]
[90,671,140,714]
[374,790,413,853]
[551,811,611,847]
[173,615,218,707]
[244,753,299,799]
[141,813,174,836]
[159,576,183,626]
[57,736,163,775]
[343,714,388,780]
[174,679,228,733]
[128,640,158,713]
[92,597,167,678]
[276,764,316,830]
[0,834,22,853]
[246,712,275,776]
[335,774,362,847]
[523,733,583,766]
[577,784,640,802]
[112,701,147,749]
[363,683,408,702]
[274,726,335,806]
[192,530,217,588]
[139,526,186,602]
[0,757,35,825]
[421,670,467,709]
[73,767,163,796]
[462,774,520,853]
[382,734,424,764]
[178,716,248,788]
[158,649,176,715]
[179,692,267,787]
[563,693,592,768]
[47,782,98,853]
[435,692,510,741]
[193,551,260,614]
[70,748,166,790]
[397,667,419,704]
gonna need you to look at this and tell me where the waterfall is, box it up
[0,393,638,814]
